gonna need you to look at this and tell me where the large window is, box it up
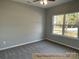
[52,12,79,38]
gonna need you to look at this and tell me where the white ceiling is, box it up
[11,0,73,8]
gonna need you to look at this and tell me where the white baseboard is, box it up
[0,39,43,51]
[45,38,79,51]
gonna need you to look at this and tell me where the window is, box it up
[52,12,79,38]
[53,15,64,35]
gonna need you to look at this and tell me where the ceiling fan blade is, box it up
[33,0,55,2]
[33,0,40,2]
[48,0,55,1]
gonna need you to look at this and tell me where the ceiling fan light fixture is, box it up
[40,0,43,5]
[44,0,47,5]
[33,0,55,6]
[40,0,48,5]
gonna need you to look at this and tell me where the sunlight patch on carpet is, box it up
[32,53,78,59]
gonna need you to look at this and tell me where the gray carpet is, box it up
[0,40,78,59]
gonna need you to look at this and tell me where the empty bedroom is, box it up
[0,0,79,59]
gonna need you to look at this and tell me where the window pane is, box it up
[65,13,78,25]
[53,15,64,35]
[64,26,78,37]
[64,13,79,38]
[53,25,62,35]
[53,15,64,25]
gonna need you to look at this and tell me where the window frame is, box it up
[52,15,65,35]
[52,12,79,38]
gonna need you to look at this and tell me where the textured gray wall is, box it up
[46,0,79,50]
[0,0,45,49]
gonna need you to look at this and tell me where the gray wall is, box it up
[0,0,45,49]
[45,0,79,50]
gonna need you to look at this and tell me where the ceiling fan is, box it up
[33,0,55,5]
